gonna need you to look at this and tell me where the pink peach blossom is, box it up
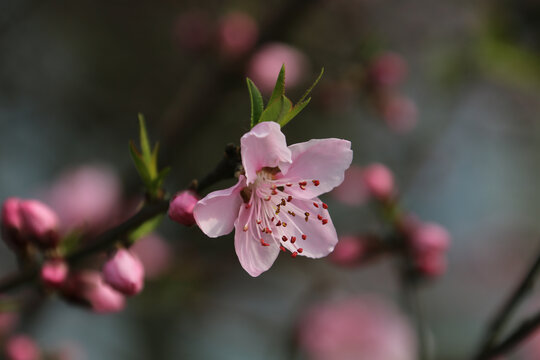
[298,296,416,360]
[218,12,258,58]
[45,165,122,234]
[0,311,18,337]
[41,259,68,288]
[168,190,199,226]
[381,95,418,133]
[194,121,352,276]
[103,249,144,296]
[5,335,40,360]
[131,233,173,279]
[247,43,309,93]
[362,163,395,200]
[409,222,451,277]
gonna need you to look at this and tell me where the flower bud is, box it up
[331,165,368,206]
[218,12,258,58]
[368,52,408,88]
[409,222,451,277]
[381,95,418,133]
[168,190,199,226]
[19,200,60,248]
[62,270,125,313]
[1,198,25,250]
[330,235,366,266]
[5,335,40,360]
[41,259,68,288]
[103,249,144,296]
[362,163,395,200]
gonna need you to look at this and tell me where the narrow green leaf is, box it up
[247,78,264,127]
[268,64,286,106]
[280,98,311,127]
[150,142,160,178]
[151,166,171,191]
[297,67,324,104]
[128,214,164,243]
[259,95,292,125]
[138,113,152,167]
[129,141,153,188]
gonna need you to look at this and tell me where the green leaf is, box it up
[247,79,264,127]
[138,113,153,167]
[279,98,311,127]
[268,64,286,106]
[151,166,171,192]
[129,141,152,188]
[259,95,292,125]
[150,142,160,178]
[297,67,324,104]
[128,214,164,243]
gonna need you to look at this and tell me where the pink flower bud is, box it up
[247,43,309,93]
[168,190,199,226]
[103,249,144,296]
[62,271,125,313]
[41,259,68,288]
[5,335,40,360]
[19,200,60,248]
[369,52,408,88]
[1,198,25,250]
[362,163,395,200]
[381,95,418,133]
[330,235,366,266]
[131,233,172,279]
[331,165,368,206]
[218,12,258,58]
[409,222,451,277]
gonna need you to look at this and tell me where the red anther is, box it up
[317,214,323,220]
[256,219,262,225]
[276,220,282,226]
[312,180,320,186]
[304,212,310,217]
[299,185,306,190]
[243,225,249,232]
[286,183,292,187]
[260,239,270,246]
[287,195,293,202]
[271,184,277,190]
[299,181,307,186]
[282,236,288,242]
[264,195,271,201]
[282,222,287,227]
[291,236,296,243]
[280,246,286,252]
[281,199,286,206]
[302,234,307,240]
[288,211,295,217]
[313,202,319,208]
[275,209,280,214]
[322,203,328,209]
[271,217,275,222]
[322,219,328,225]
[291,252,298,258]
[245,203,252,209]
[298,248,303,253]
[265,227,272,234]
[272,189,278,195]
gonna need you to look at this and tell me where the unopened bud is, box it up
[103,249,144,296]
[41,259,68,288]
[62,271,125,313]
[5,335,40,360]
[169,190,199,226]
[362,164,395,200]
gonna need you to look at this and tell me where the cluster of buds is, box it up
[366,52,418,133]
[330,164,450,279]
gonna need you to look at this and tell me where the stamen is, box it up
[291,236,296,244]
[264,195,271,201]
[305,212,310,217]
[313,202,319,208]
[265,227,272,234]
[260,239,270,246]
[271,184,277,190]
[312,180,320,186]
[256,219,262,225]
[243,225,248,232]
[286,183,292,187]
[276,220,282,226]
[280,246,286,252]
[271,189,278,195]
[302,234,307,240]
[299,181,307,187]
[245,203,252,209]
[298,248,303,253]
[322,219,328,225]
[317,214,323,220]
[291,252,298,258]
[288,211,295,217]
[271,217,275,222]
[282,222,287,227]
[282,236,288,242]
[287,195,293,202]
[322,203,328,209]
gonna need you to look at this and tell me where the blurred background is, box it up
[2,0,540,359]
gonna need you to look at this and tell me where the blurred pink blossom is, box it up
[218,12,258,58]
[169,190,199,226]
[369,52,408,88]
[45,165,122,234]
[173,10,213,51]
[131,233,173,279]
[193,122,352,276]
[331,165,368,206]
[362,163,395,200]
[62,271,125,314]
[5,335,40,360]
[103,249,144,296]
[298,295,417,360]
[408,222,451,277]
[41,259,68,288]
[381,95,418,133]
[247,43,309,93]
[329,235,366,266]
[0,311,18,337]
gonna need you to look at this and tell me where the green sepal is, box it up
[58,230,83,257]
[279,98,311,127]
[247,79,264,127]
[138,114,153,172]
[128,214,164,243]
[298,67,324,104]
[129,140,153,189]
[268,64,286,106]
[259,94,292,125]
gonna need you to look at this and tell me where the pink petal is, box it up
[234,202,280,277]
[193,176,245,237]
[278,139,353,199]
[276,197,338,258]
[241,122,292,184]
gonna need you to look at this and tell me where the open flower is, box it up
[193,121,352,276]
